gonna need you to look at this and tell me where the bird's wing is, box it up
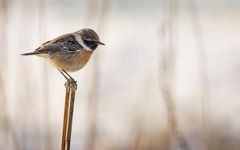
[34,34,83,54]
[54,34,83,52]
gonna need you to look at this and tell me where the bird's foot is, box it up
[64,78,77,90]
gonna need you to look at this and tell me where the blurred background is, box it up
[0,0,240,149]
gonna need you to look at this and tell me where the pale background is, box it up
[0,0,240,150]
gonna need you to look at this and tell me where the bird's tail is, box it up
[21,52,38,56]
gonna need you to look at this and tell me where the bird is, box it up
[21,28,105,83]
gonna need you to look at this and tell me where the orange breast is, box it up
[50,50,93,72]
[76,50,92,68]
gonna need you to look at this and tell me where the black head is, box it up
[80,29,105,51]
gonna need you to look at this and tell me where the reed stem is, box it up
[61,80,77,150]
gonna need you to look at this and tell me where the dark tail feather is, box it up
[21,52,38,56]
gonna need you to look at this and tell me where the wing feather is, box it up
[34,34,83,54]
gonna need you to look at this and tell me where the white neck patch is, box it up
[75,34,92,51]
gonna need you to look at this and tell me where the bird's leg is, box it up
[61,70,77,82]
[59,69,77,89]
[59,70,69,81]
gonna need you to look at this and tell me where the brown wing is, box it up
[35,34,83,54]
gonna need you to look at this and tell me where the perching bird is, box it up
[22,28,105,82]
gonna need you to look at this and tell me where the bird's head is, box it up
[77,29,105,51]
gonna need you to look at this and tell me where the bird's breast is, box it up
[50,50,93,72]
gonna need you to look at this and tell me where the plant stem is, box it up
[61,80,77,150]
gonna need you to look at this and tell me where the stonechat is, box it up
[22,28,105,81]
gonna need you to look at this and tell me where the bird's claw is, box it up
[64,78,77,90]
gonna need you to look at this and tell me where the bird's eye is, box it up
[83,39,98,50]
[84,40,95,46]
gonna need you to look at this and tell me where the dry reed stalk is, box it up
[158,0,190,149]
[61,81,77,150]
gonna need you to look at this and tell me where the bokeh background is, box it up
[0,0,240,150]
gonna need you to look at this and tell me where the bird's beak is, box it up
[96,41,105,45]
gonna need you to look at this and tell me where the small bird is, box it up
[22,28,105,82]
